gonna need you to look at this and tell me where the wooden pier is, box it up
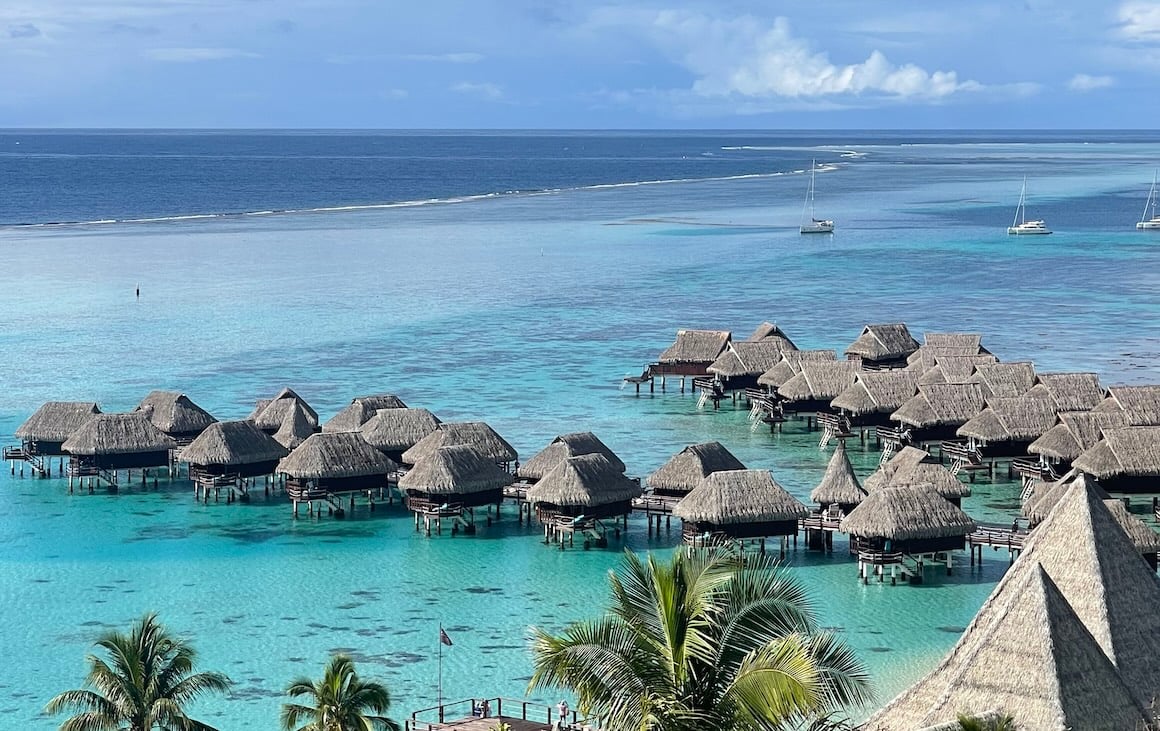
[967,521,1029,565]
[406,697,585,731]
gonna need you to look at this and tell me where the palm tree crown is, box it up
[529,547,873,731]
[281,654,400,731]
[45,612,231,731]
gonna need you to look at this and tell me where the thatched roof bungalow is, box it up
[14,401,101,455]
[777,360,862,414]
[809,440,866,515]
[915,354,999,385]
[707,340,795,390]
[1024,373,1104,412]
[516,432,625,483]
[891,383,988,442]
[359,408,441,463]
[883,461,972,507]
[844,323,920,369]
[62,413,177,470]
[905,332,989,374]
[647,442,746,498]
[322,394,407,433]
[251,388,320,435]
[1092,384,1160,425]
[399,444,511,511]
[863,446,931,491]
[841,485,975,555]
[651,329,731,377]
[956,395,1060,457]
[1073,425,1160,493]
[278,432,397,498]
[273,400,315,450]
[830,370,918,427]
[969,361,1037,399]
[181,420,288,479]
[401,422,517,470]
[133,391,216,443]
[756,350,836,391]
[1028,411,1127,471]
[526,453,643,522]
[674,469,808,544]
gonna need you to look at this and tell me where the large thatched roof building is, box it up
[809,440,867,515]
[322,394,407,433]
[969,361,1037,399]
[1092,384,1160,425]
[62,413,177,470]
[647,442,746,497]
[181,420,288,479]
[527,453,642,521]
[844,323,920,369]
[673,469,808,544]
[1028,411,1127,472]
[915,353,999,386]
[273,400,316,450]
[401,422,517,469]
[133,391,216,443]
[399,444,512,511]
[841,485,975,555]
[250,388,320,435]
[891,383,988,442]
[15,401,101,455]
[1024,373,1104,412]
[777,360,862,413]
[955,395,1059,456]
[744,321,798,347]
[880,460,972,507]
[830,370,918,427]
[517,432,625,483]
[652,329,731,376]
[1073,425,1160,493]
[707,340,796,390]
[756,350,836,390]
[278,432,397,497]
[358,407,441,462]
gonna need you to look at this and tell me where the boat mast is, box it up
[802,159,816,225]
[1013,177,1027,227]
[1144,171,1158,223]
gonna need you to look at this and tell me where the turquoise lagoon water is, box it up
[2,134,1160,728]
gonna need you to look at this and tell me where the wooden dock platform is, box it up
[406,697,585,731]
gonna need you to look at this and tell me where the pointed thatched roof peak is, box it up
[810,441,866,507]
[278,432,396,480]
[840,485,975,541]
[273,400,315,450]
[15,401,101,442]
[657,329,731,364]
[844,323,919,361]
[744,322,797,349]
[673,469,808,525]
[398,444,511,496]
[252,388,319,432]
[708,340,794,379]
[133,391,216,437]
[62,413,176,455]
[322,394,407,433]
[181,421,288,467]
[647,442,746,495]
[757,350,836,388]
[526,453,642,508]
[401,422,517,467]
[1073,425,1160,480]
[517,432,625,481]
[359,408,441,454]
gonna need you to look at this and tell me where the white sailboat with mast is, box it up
[1137,171,1160,230]
[1007,177,1051,235]
[800,160,834,234]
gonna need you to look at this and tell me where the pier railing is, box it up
[406,697,582,731]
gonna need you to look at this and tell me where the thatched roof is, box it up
[252,388,320,431]
[923,332,984,351]
[809,441,866,507]
[273,400,316,450]
[1093,385,1160,425]
[956,396,1059,443]
[278,432,397,479]
[526,453,642,508]
[673,469,808,525]
[247,399,271,420]
[62,413,177,456]
[181,420,288,467]
[1028,411,1128,462]
[133,391,216,436]
[322,394,407,433]
[647,442,747,494]
[970,361,1037,399]
[398,444,511,496]
[841,485,975,540]
[844,323,919,361]
[907,339,989,373]
[517,432,625,481]
[1022,472,1109,526]
[756,350,836,388]
[886,461,972,499]
[863,446,931,491]
[863,562,1150,731]
[401,422,517,466]
[830,370,917,416]
[708,340,793,379]
[777,361,861,403]
[891,383,987,429]
[744,322,798,350]
[657,329,731,364]
[1025,373,1104,413]
[1102,499,1160,555]
[359,408,441,454]
[1073,426,1160,479]
[15,401,101,442]
[916,354,999,385]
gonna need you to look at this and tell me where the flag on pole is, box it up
[439,627,454,647]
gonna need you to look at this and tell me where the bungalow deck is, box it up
[406,698,584,731]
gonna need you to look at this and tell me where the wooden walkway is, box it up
[406,698,583,731]
[412,717,549,731]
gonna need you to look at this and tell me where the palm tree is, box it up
[45,612,231,731]
[281,654,400,731]
[529,547,872,731]
[956,713,1018,731]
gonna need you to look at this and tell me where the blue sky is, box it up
[0,0,1157,128]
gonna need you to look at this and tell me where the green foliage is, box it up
[281,654,400,731]
[44,612,232,731]
[529,547,873,731]
[956,712,1019,731]
[488,723,512,731]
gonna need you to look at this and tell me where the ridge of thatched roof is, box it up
[322,394,408,433]
[401,422,518,466]
[957,396,1059,442]
[841,485,975,540]
[907,342,990,374]
[252,388,320,431]
[15,401,101,442]
[527,453,642,508]
[708,340,794,378]
[970,361,1037,399]
[916,354,1000,385]
[273,401,315,450]
[844,323,920,361]
[674,469,808,525]
[862,561,1150,731]
[62,413,176,455]
[1102,499,1160,555]
[657,329,731,364]
[810,441,866,506]
[863,446,931,491]
[1029,411,1128,462]
[181,420,288,467]
[359,408,441,453]
[756,350,836,388]
[1073,426,1160,479]
[278,432,397,479]
[517,432,625,481]
[777,360,862,403]
[647,442,747,493]
[831,370,917,416]
[1094,385,1160,425]
[398,444,511,496]
[1025,373,1104,413]
[133,391,216,436]
[1022,472,1110,526]
[887,461,972,499]
[744,322,798,351]
[923,332,983,351]
[892,383,987,428]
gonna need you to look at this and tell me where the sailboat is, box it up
[800,160,834,234]
[1007,177,1051,235]
[1137,172,1160,230]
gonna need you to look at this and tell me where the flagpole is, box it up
[438,623,443,708]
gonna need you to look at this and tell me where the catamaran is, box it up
[1007,177,1051,235]
[800,160,834,234]
[1137,172,1160,230]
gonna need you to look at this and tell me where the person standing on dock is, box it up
[556,700,569,729]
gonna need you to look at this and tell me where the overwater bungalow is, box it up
[810,440,867,516]
[673,469,808,551]
[830,370,918,429]
[1028,411,1127,477]
[9,401,101,474]
[915,353,998,385]
[1092,384,1160,424]
[401,422,518,471]
[1073,425,1160,493]
[62,413,177,488]
[776,360,862,415]
[881,461,972,507]
[744,321,797,347]
[399,444,512,536]
[755,350,837,392]
[864,446,932,491]
[649,328,731,378]
[905,332,990,374]
[250,388,320,435]
[133,391,216,445]
[706,340,795,392]
[516,432,624,483]
[273,400,315,450]
[526,453,643,548]
[969,361,1037,399]
[358,407,441,463]
[889,382,988,446]
[840,484,975,583]
[646,441,746,498]
[844,323,920,369]
[1024,372,1104,412]
[278,432,398,516]
[181,420,288,499]
[955,395,1060,458]
[321,394,407,433]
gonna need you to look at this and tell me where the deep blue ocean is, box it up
[1,130,1158,729]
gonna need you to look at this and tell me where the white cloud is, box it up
[143,47,259,62]
[450,81,503,100]
[401,52,483,63]
[1118,1,1160,40]
[1068,73,1115,91]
